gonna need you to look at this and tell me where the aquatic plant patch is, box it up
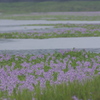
[0,25,100,39]
[0,49,100,100]
[55,24,100,29]
[20,23,100,29]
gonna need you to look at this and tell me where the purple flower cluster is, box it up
[0,54,11,61]
[26,28,100,36]
[0,50,100,99]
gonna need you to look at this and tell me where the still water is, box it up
[0,37,100,55]
[0,20,100,55]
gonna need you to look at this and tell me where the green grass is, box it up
[34,76,100,100]
[4,76,100,100]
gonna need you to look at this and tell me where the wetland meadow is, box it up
[0,1,100,100]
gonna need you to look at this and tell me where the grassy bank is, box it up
[0,49,100,100]
[0,1,100,14]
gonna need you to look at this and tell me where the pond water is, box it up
[0,20,100,26]
[0,37,100,55]
[0,26,54,33]
[0,20,100,55]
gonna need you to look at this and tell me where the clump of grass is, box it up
[33,75,100,100]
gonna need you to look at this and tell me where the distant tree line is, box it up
[0,0,100,2]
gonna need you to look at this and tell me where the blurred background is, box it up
[0,0,100,15]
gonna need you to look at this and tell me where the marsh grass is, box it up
[55,24,100,29]
[1,80,97,100]
[0,49,100,100]
[1,31,100,39]
[34,76,100,100]
[20,24,100,29]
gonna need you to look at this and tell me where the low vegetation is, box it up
[0,24,100,39]
[0,49,100,100]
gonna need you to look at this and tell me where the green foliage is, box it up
[17,75,26,81]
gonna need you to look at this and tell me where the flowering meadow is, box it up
[0,49,100,100]
[0,24,100,39]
